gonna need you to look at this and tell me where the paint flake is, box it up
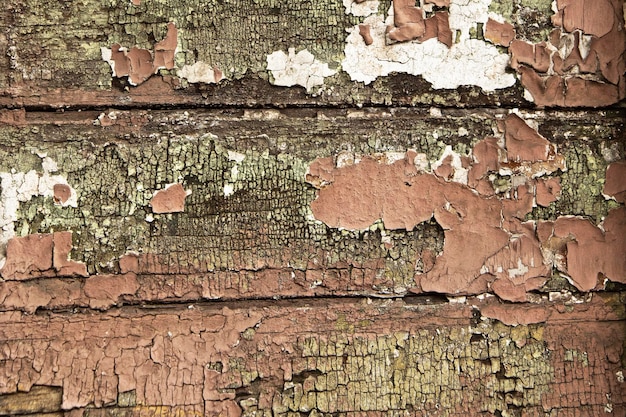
[266,48,337,92]
[343,0,380,17]
[178,62,223,84]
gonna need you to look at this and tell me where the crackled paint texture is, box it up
[0,154,77,268]
[1,296,625,416]
[1,0,625,415]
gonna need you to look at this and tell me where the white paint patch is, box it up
[507,258,530,279]
[342,1,516,90]
[343,0,379,17]
[101,47,116,76]
[178,61,223,84]
[266,48,337,92]
[224,150,246,197]
[0,155,78,267]
[431,145,469,184]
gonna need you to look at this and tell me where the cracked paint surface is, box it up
[507,0,626,106]
[0,296,624,415]
[0,109,622,314]
[102,22,178,86]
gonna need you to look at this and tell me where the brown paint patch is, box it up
[52,183,71,205]
[1,234,53,280]
[83,273,140,309]
[387,4,452,47]
[153,22,178,70]
[149,183,190,214]
[107,23,177,86]
[551,0,615,38]
[509,40,551,73]
[484,18,515,47]
[539,207,626,291]
[387,0,425,42]
[536,177,561,207]
[510,0,625,106]
[358,24,373,45]
[306,115,571,299]
[504,114,550,162]
[604,160,626,203]
[1,232,88,280]
[477,301,550,325]
[306,153,546,296]
[52,231,88,277]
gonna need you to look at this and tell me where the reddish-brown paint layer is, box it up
[539,207,626,291]
[484,18,515,47]
[149,183,189,214]
[1,232,87,280]
[0,296,623,414]
[604,160,626,203]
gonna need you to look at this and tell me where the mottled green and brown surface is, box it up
[1,0,625,416]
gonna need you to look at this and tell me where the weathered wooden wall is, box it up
[1,0,625,416]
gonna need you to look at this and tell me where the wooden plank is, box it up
[0,108,623,312]
[1,0,624,108]
[0,295,624,416]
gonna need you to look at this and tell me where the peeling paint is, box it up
[343,0,379,17]
[305,113,575,299]
[102,22,178,86]
[538,207,626,291]
[510,0,626,106]
[342,1,516,90]
[266,48,337,92]
[178,61,223,84]
[603,160,626,203]
[0,155,77,268]
[1,231,87,281]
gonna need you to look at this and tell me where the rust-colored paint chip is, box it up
[535,177,561,207]
[538,207,626,291]
[603,160,626,203]
[485,18,515,47]
[52,184,71,205]
[106,22,177,86]
[149,183,190,214]
[359,24,373,45]
[386,0,452,47]
[503,113,551,162]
